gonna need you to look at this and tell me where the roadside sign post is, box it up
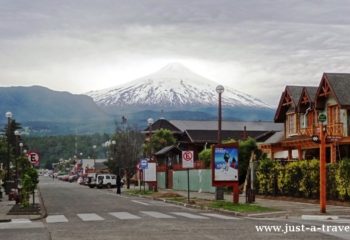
[140,159,148,193]
[318,113,327,213]
[182,151,194,203]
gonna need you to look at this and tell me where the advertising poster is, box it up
[212,144,239,184]
[144,162,156,182]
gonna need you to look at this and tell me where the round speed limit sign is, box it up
[182,151,194,168]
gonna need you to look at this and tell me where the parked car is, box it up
[96,174,117,188]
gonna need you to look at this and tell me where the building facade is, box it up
[261,73,350,162]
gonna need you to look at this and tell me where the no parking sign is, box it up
[28,151,40,167]
[182,151,194,169]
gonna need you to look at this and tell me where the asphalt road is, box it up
[0,176,347,240]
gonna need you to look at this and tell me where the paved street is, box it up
[1,176,350,239]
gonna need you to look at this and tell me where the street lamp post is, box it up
[216,85,224,144]
[14,130,21,189]
[111,140,117,175]
[92,145,97,171]
[147,118,155,191]
[215,85,225,200]
[18,142,23,188]
[5,111,13,194]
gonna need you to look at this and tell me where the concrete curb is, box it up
[30,187,47,221]
[126,192,244,217]
[301,215,339,221]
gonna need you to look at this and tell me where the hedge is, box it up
[256,158,350,200]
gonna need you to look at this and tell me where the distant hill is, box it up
[0,64,276,135]
[0,86,114,135]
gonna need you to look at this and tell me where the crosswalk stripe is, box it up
[109,212,141,220]
[11,218,31,223]
[46,215,69,223]
[0,221,44,229]
[200,213,240,220]
[77,213,104,221]
[132,200,150,206]
[140,211,175,219]
[171,212,209,219]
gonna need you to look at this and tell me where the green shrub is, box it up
[283,161,303,196]
[327,163,338,199]
[299,159,319,198]
[336,159,350,200]
[256,159,279,195]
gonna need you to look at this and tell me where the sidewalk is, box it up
[0,188,44,222]
[145,188,350,218]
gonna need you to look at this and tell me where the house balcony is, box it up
[326,122,343,136]
[299,122,344,137]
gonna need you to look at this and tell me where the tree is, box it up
[20,167,38,207]
[143,129,176,155]
[198,148,211,168]
[238,138,263,184]
[105,128,144,188]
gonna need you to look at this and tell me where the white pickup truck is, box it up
[87,173,117,188]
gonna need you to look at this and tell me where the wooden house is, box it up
[261,73,350,162]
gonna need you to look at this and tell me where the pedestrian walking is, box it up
[116,175,121,194]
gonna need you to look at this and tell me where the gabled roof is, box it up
[274,86,304,122]
[317,73,350,108]
[143,118,182,133]
[298,86,318,112]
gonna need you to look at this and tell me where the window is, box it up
[327,105,339,125]
[106,175,111,179]
[287,113,296,136]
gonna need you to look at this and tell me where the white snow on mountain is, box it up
[87,63,272,109]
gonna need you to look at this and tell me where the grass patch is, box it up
[210,201,277,213]
[126,189,154,196]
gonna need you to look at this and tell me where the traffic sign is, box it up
[28,152,40,166]
[140,159,148,170]
[318,113,327,123]
[182,151,194,169]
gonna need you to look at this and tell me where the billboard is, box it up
[212,143,239,186]
[144,162,156,182]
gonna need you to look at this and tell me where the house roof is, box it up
[260,131,284,145]
[324,73,350,108]
[143,119,283,144]
[169,120,283,132]
[184,130,277,143]
[143,118,182,133]
[274,85,305,122]
[304,87,318,102]
[154,145,182,156]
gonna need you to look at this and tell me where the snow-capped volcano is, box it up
[87,63,272,109]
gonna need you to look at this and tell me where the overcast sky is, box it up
[1,0,350,106]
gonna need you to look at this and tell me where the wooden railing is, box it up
[298,122,344,137]
[327,123,343,136]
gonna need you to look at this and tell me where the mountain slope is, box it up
[0,86,110,123]
[87,63,272,109]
